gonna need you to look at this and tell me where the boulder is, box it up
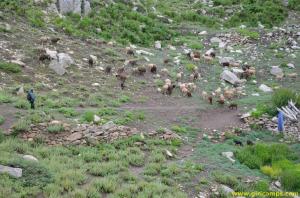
[270,66,283,77]
[23,155,38,162]
[94,115,101,123]
[220,185,234,194]
[219,57,234,65]
[49,53,73,75]
[220,70,241,85]
[259,84,273,93]
[232,68,244,75]
[45,48,58,59]
[66,132,83,142]
[155,41,161,49]
[16,86,24,96]
[102,121,116,131]
[287,63,295,69]
[221,152,235,163]
[0,165,22,178]
[198,31,207,35]
[210,37,221,43]
[10,60,26,67]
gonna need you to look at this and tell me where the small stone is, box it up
[0,165,22,178]
[259,84,273,93]
[22,155,38,162]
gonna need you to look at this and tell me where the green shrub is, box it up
[185,63,196,72]
[81,111,95,123]
[14,99,30,109]
[58,107,79,118]
[288,0,300,11]
[261,166,281,178]
[213,172,239,188]
[93,177,118,193]
[281,169,300,191]
[0,116,4,125]
[253,180,269,191]
[47,124,65,134]
[171,125,187,134]
[0,92,13,104]
[272,88,297,108]
[12,119,30,134]
[26,9,45,27]
[0,61,21,73]
[237,29,259,40]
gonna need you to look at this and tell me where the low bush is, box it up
[237,29,259,40]
[288,0,300,11]
[0,116,5,125]
[47,124,65,134]
[58,107,79,118]
[272,88,297,108]
[0,61,21,73]
[281,168,300,191]
[12,119,30,135]
[185,63,196,72]
[14,99,30,109]
[81,111,95,123]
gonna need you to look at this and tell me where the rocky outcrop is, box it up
[0,165,22,178]
[56,0,91,16]
[220,70,241,85]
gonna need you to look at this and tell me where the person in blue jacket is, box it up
[278,111,284,132]
[27,89,36,109]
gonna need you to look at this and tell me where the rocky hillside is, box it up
[0,0,300,197]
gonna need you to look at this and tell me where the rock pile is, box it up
[20,121,139,145]
[242,114,300,141]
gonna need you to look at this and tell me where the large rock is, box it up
[66,132,83,142]
[270,66,283,77]
[0,165,22,178]
[23,155,38,162]
[221,152,235,163]
[220,185,234,194]
[220,70,241,85]
[259,84,273,93]
[57,0,91,15]
[49,53,74,75]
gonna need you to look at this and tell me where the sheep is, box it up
[208,96,213,105]
[50,37,60,44]
[234,140,243,146]
[125,47,135,56]
[201,91,208,100]
[137,66,146,75]
[190,72,199,81]
[162,84,175,95]
[215,87,222,96]
[117,67,125,74]
[148,64,157,74]
[161,68,169,76]
[217,94,225,105]
[203,55,214,63]
[165,79,172,86]
[164,58,171,64]
[116,73,127,90]
[39,53,51,61]
[105,66,112,74]
[88,57,94,67]
[176,72,183,81]
[228,103,238,110]
[224,88,235,100]
[187,83,196,92]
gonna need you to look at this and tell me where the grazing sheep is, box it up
[222,62,230,67]
[224,88,235,100]
[176,72,183,81]
[215,87,222,96]
[217,94,225,105]
[187,83,196,92]
[247,140,254,146]
[148,64,157,74]
[51,37,60,44]
[116,73,127,90]
[39,54,51,61]
[201,91,208,100]
[203,55,214,63]
[126,47,135,56]
[161,68,169,76]
[138,66,147,75]
[208,96,213,105]
[88,57,94,67]
[228,103,238,110]
[105,66,112,74]
[234,140,243,146]
[162,84,175,95]
[165,79,172,86]
[117,67,125,74]
[190,71,199,81]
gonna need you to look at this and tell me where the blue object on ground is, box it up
[278,111,284,132]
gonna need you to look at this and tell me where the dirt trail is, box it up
[0,104,25,134]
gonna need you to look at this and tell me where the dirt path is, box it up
[0,104,25,134]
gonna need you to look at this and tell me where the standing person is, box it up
[27,89,36,109]
[278,111,284,132]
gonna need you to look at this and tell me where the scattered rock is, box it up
[49,53,74,75]
[94,115,101,123]
[221,151,235,163]
[220,185,234,194]
[102,121,116,131]
[287,63,295,69]
[155,41,161,49]
[274,181,281,188]
[66,132,83,142]
[57,0,91,16]
[10,60,26,67]
[0,165,22,178]
[259,84,273,93]
[210,37,222,43]
[23,155,38,162]
[165,149,173,157]
[220,70,241,85]
[16,86,24,96]
[198,31,208,35]
[270,66,284,77]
